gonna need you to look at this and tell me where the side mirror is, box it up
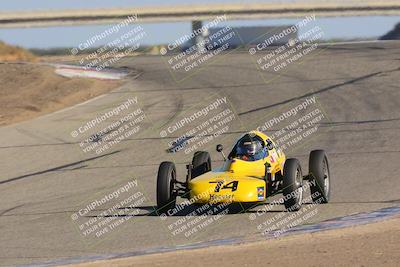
[266,140,274,150]
[216,144,226,160]
[216,144,223,152]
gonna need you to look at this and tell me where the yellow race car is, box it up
[156,130,331,213]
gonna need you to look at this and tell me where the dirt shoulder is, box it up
[0,63,122,126]
[68,216,400,267]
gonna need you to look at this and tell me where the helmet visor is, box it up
[238,141,262,156]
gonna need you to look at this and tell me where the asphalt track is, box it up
[0,41,399,266]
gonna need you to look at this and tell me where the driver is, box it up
[236,138,266,161]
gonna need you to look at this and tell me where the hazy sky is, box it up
[0,1,398,48]
[1,0,288,10]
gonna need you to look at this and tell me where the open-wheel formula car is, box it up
[156,130,331,213]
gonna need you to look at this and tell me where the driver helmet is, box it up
[236,138,263,157]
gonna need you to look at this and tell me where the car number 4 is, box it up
[209,181,239,192]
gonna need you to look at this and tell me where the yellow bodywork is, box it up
[189,131,286,203]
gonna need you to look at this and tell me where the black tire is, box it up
[309,150,330,203]
[157,161,177,213]
[192,151,211,178]
[282,158,303,212]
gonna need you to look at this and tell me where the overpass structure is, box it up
[0,1,400,28]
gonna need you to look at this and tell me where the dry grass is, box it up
[0,41,36,62]
[0,64,122,125]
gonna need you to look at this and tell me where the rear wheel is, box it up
[309,150,330,203]
[157,162,177,213]
[282,159,303,212]
[192,151,211,178]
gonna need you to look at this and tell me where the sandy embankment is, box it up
[0,63,122,126]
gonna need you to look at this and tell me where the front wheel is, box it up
[192,151,211,178]
[282,158,303,212]
[309,150,331,203]
[157,161,177,213]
